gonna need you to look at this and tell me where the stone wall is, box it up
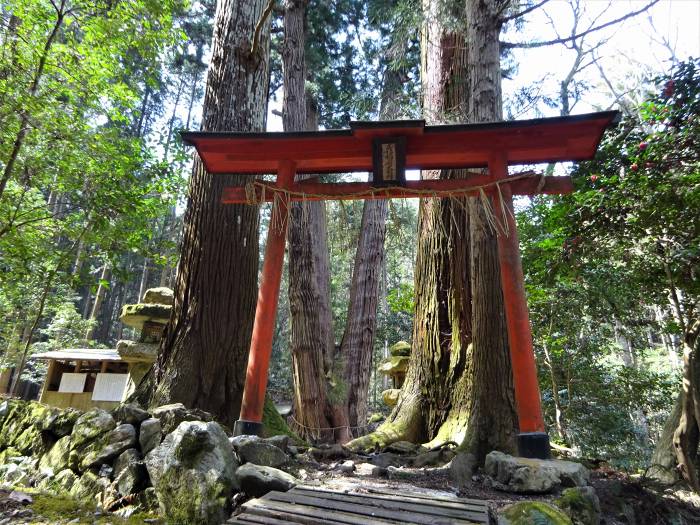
[0,400,300,524]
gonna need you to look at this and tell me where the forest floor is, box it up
[1,459,699,523]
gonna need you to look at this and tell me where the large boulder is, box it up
[39,435,71,473]
[230,435,288,468]
[235,464,297,498]
[78,423,136,470]
[139,417,162,455]
[485,451,589,494]
[555,487,601,525]
[143,287,174,305]
[450,452,478,487]
[145,421,239,524]
[499,501,573,524]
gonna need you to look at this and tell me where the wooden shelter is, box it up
[183,111,619,459]
[33,348,155,411]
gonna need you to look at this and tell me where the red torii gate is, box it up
[183,111,618,459]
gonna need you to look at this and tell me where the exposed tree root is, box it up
[346,387,423,452]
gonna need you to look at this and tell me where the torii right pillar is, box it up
[490,154,550,459]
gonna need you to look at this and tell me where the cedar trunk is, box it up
[283,0,336,441]
[349,0,518,461]
[146,0,271,427]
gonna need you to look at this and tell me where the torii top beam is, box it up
[181,111,619,176]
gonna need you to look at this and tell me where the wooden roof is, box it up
[33,349,122,362]
[182,111,619,175]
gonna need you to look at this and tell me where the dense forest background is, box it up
[0,0,698,481]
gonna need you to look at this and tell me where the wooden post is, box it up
[234,160,296,436]
[490,154,550,459]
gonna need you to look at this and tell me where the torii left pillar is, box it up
[233,160,295,437]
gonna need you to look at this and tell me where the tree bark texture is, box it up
[147,0,271,427]
[349,0,518,461]
[282,0,337,441]
[672,321,700,491]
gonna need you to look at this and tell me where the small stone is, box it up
[450,452,478,487]
[355,462,375,476]
[499,501,573,524]
[235,463,297,498]
[263,434,290,452]
[112,403,150,425]
[370,452,402,468]
[139,418,162,455]
[232,435,288,468]
[98,464,113,478]
[142,287,174,305]
[338,460,355,473]
[555,486,601,525]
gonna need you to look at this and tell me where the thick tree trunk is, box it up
[349,0,518,461]
[335,199,388,440]
[145,0,271,427]
[282,0,336,442]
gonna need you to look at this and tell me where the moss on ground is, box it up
[18,489,162,524]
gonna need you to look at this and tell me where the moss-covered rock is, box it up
[145,420,239,524]
[382,388,400,406]
[555,487,601,525]
[116,340,159,362]
[0,446,22,465]
[39,435,72,473]
[499,501,573,525]
[70,409,116,450]
[378,355,410,375]
[79,423,136,470]
[389,341,411,357]
[120,303,171,329]
[0,400,55,456]
[142,287,174,305]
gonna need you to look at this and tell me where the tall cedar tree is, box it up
[283,0,338,441]
[145,0,271,426]
[349,0,518,461]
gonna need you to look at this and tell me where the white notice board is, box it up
[58,373,87,393]
[92,373,129,402]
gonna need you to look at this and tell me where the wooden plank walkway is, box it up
[228,485,491,524]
